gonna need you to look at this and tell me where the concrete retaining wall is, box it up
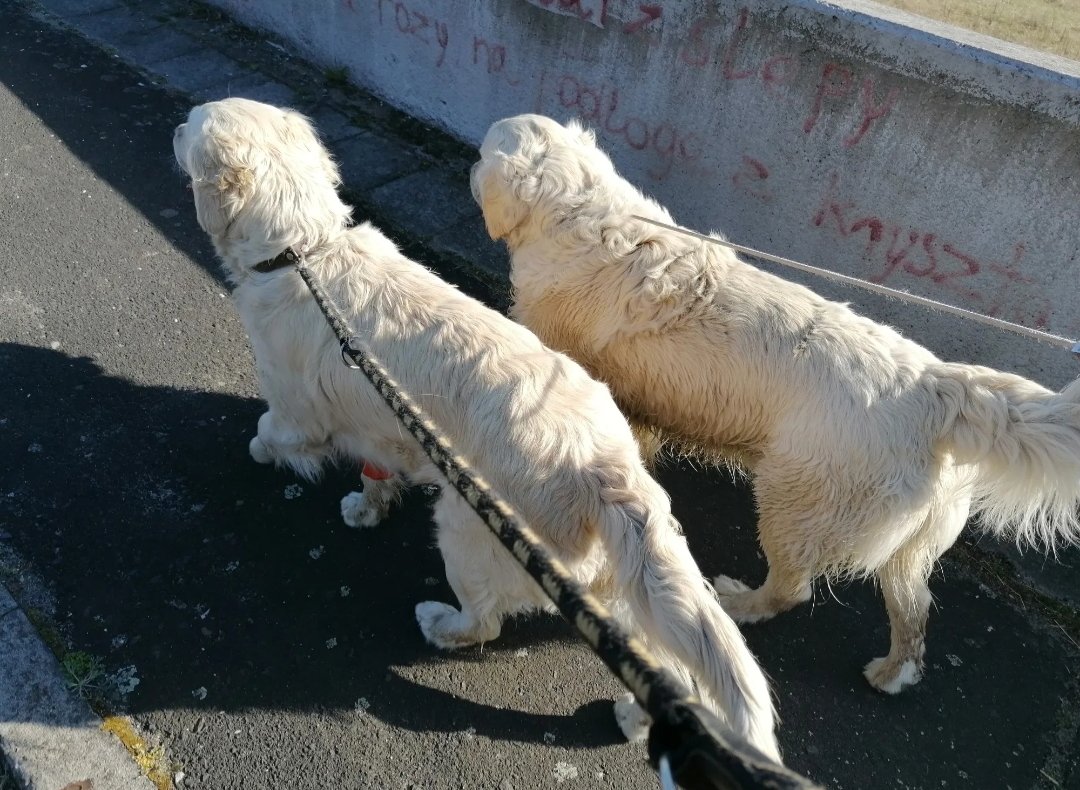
[206,0,1080,387]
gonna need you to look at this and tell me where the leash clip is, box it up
[340,336,363,369]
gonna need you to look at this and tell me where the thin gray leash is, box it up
[631,215,1080,357]
[287,257,822,790]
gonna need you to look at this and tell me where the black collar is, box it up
[252,247,300,274]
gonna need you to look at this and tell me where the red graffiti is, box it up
[681,9,898,148]
[732,155,772,202]
[473,36,519,84]
[803,63,853,134]
[812,175,1051,327]
[721,8,755,80]
[760,53,798,98]
[844,78,900,147]
[373,0,449,67]
[623,4,662,34]
[679,16,724,68]
[538,71,703,179]
[804,66,899,146]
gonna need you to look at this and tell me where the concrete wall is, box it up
[206,0,1080,387]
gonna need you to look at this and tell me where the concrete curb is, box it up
[0,581,156,790]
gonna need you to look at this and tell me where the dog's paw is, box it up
[712,574,752,597]
[415,600,466,649]
[249,435,273,465]
[340,491,385,528]
[712,575,777,624]
[613,692,650,742]
[864,656,922,694]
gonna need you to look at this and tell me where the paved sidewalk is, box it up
[0,581,155,789]
[3,1,1080,788]
[29,0,510,294]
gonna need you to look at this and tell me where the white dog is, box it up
[472,113,1080,694]
[172,98,782,761]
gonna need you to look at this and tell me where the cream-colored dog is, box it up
[172,98,782,761]
[472,113,1080,694]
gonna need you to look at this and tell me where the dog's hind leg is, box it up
[340,475,404,528]
[864,490,970,693]
[863,554,932,693]
[713,551,813,624]
[416,491,540,650]
[713,466,816,623]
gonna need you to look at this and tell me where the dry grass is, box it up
[875,0,1080,63]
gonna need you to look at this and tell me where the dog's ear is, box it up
[189,133,254,237]
[281,110,342,188]
[472,153,534,240]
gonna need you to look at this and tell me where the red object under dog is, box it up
[361,460,393,480]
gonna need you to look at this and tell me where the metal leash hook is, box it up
[340,336,363,369]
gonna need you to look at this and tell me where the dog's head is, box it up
[471,114,610,243]
[173,98,351,278]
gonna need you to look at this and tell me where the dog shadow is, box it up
[0,343,631,748]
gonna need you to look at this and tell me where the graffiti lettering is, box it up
[373,0,449,66]
[803,63,853,134]
[732,155,772,202]
[812,175,1051,327]
[545,72,703,179]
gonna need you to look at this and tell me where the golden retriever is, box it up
[472,113,1080,694]
[172,98,782,761]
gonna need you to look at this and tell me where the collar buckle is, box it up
[252,247,300,274]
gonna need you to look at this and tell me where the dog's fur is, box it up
[173,98,782,761]
[472,113,1080,693]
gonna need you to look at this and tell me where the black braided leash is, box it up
[289,255,822,790]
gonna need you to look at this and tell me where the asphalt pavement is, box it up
[1,1,1079,788]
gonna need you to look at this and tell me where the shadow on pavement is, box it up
[1,343,1078,786]
[0,343,630,749]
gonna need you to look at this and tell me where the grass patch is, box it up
[876,0,1080,62]
[61,650,107,701]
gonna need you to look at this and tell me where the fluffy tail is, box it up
[931,363,1080,547]
[593,467,781,763]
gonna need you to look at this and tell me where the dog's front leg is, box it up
[248,409,329,480]
[340,464,405,528]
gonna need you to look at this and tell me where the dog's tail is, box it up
[930,363,1080,547]
[592,465,781,764]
